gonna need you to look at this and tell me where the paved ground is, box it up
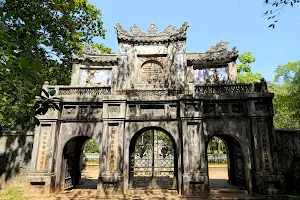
[75,166,98,189]
[208,166,240,190]
[55,165,255,199]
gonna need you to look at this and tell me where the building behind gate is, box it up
[24,22,283,198]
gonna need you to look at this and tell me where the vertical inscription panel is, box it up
[188,123,199,171]
[107,124,119,171]
[259,122,272,170]
[36,125,51,171]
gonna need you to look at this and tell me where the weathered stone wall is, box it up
[0,131,34,182]
[275,129,300,194]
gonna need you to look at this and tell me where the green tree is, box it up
[269,61,300,129]
[83,139,99,153]
[237,52,262,83]
[0,0,110,130]
[92,43,114,54]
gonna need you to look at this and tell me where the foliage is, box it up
[0,0,109,130]
[208,136,227,155]
[276,131,300,194]
[263,0,299,28]
[269,61,300,129]
[237,52,262,83]
[83,139,99,153]
[92,43,114,54]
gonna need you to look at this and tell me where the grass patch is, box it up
[0,187,29,200]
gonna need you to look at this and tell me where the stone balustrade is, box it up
[195,79,268,95]
[45,85,111,96]
[43,79,268,97]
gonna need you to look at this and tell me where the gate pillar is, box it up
[181,101,210,197]
[97,100,126,198]
[24,99,62,195]
[248,95,283,195]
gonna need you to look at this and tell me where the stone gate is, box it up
[24,22,283,198]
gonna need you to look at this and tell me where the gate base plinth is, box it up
[96,172,124,198]
[24,173,56,196]
[183,172,210,198]
[252,171,284,195]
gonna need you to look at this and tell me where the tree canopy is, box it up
[237,52,262,83]
[0,0,111,131]
[269,61,300,129]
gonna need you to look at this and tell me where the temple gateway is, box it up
[25,22,283,198]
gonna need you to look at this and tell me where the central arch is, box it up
[129,127,177,190]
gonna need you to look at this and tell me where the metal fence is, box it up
[207,154,227,164]
[83,153,227,165]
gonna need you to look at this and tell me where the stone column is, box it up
[24,99,62,196]
[248,96,283,195]
[97,99,126,198]
[228,62,237,83]
[70,63,81,85]
[181,101,210,197]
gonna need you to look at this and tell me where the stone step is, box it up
[210,189,248,194]
[128,189,179,195]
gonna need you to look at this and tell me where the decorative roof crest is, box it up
[115,22,189,42]
[72,44,118,63]
[82,44,101,55]
[207,40,229,53]
[129,23,186,36]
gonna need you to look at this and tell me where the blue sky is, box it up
[89,0,299,82]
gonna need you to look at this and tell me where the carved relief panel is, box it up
[62,105,103,120]
[79,68,112,86]
[140,105,165,116]
[107,104,121,118]
[120,44,130,66]
[62,106,77,119]
[138,58,166,84]
[184,103,200,117]
[194,67,229,85]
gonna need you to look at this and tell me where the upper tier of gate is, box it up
[42,22,270,99]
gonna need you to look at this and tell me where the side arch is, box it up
[204,120,252,193]
[54,122,103,192]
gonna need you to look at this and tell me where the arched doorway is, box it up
[129,128,177,190]
[206,135,246,191]
[62,136,99,190]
